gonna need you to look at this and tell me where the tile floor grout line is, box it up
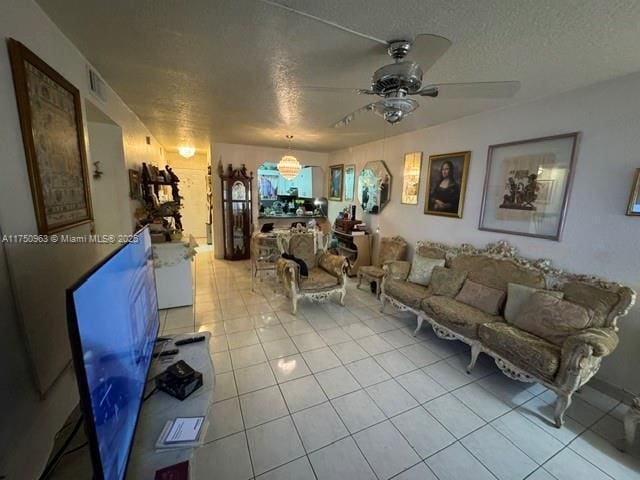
[196,259,631,479]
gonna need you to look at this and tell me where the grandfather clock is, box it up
[219,163,253,260]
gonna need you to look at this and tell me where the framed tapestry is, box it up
[627,168,640,216]
[424,151,470,218]
[8,38,93,234]
[344,164,355,202]
[401,152,423,205]
[479,132,579,240]
[329,164,344,201]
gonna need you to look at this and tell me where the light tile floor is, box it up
[157,250,640,480]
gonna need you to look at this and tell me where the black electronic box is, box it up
[155,360,203,400]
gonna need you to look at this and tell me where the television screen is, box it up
[67,228,159,480]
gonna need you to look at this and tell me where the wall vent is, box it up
[87,66,106,102]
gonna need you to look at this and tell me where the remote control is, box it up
[153,348,179,358]
[174,335,206,346]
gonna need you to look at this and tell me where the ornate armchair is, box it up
[357,236,408,298]
[276,233,348,314]
[250,233,281,291]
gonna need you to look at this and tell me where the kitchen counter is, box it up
[258,214,326,219]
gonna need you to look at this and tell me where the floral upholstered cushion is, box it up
[429,266,468,297]
[421,296,502,339]
[384,279,431,309]
[407,257,446,286]
[378,236,408,265]
[479,322,561,381]
[562,281,622,328]
[512,292,593,346]
[318,253,348,279]
[359,265,385,279]
[504,283,564,324]
[300,268,339,291]
[455,279,506,315]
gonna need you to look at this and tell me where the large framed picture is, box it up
[8,39,93,234]
[329,164,344,201]
[424,151,470,218]
[479,132,579,240]
[343,164,355,201]
[401,152,423,205]
[627,168,640,216]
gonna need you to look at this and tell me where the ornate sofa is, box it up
[276,233,349,314]
[357,236,408,298]
[380,240,636,428]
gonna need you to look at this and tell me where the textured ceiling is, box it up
[37,0,640,152]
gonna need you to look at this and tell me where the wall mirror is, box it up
[256,163,325,217]
[357,160,392,214]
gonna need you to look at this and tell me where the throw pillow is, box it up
[512,291,593,345]
[504,283,564,324]
[455,279,506,316]
[429,266,468,298]
[407,256,446,286]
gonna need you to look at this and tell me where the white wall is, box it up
[87,121,132,236]
[0,0,164,476]
[210,143,329,258]
[167,151,209,238]
[329,72,640,397]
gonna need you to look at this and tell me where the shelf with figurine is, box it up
[138,162,184,243]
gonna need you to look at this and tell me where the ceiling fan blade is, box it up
[420,81,521,98]
[408,34,452,73]
[332,103,377,128]
[258,0,388,45]
[300,86,375,95]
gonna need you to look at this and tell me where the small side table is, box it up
[624,397,640,452]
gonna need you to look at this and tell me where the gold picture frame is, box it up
[424,151,470,218]
[8,38,93,234]
[401,152,423,205]
[626,168,640,216]
[329,164,344,201]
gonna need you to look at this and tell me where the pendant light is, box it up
[278,135,302,180]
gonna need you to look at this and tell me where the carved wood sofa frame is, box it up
[380,240,636,428]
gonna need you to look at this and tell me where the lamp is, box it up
[277,135,301,180]
[178,146,196,158]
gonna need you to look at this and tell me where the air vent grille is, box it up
[87,67,106,102]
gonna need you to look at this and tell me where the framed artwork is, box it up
[424,151,470,218]
[626,168,640,216]
[329,164,344,201]
[128,169,141,199]
[479,132,579,240]
[401,152,423,205]
[344,164,355,201]
[8,38,93,234]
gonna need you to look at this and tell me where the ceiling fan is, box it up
[260,1,521,128]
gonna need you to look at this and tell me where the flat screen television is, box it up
[66,227,159,480]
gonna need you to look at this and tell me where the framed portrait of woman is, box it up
[328,164,344,201]
[424,151,470,218]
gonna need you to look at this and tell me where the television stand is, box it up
[46,332,214,479]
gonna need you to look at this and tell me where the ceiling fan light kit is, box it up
[278,135,302,180]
